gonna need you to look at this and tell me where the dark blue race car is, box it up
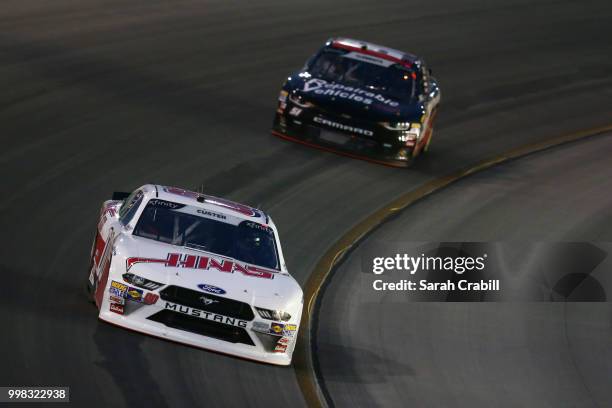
[272,37,440,167]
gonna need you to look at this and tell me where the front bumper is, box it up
[272,112,415,168]
[99,283,301,366]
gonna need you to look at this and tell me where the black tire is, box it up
[423,128,434,153]
[85,265,96,305]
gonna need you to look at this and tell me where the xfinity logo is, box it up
[148,199,182,209]
[199,296,219,305]
[314,116,374,136]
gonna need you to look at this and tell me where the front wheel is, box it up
[423,128,433,153]
[86,260,96,305]
[85,284,95,304]
[86,232,98,304]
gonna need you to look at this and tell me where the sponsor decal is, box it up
[109,295,125,304]
[109,286,125,297]
[110,303,124,315]
[278,337,290,345]
[283,324,297,336]
[148,199,184,210]
[313,116,374,136]
[197,284,226,295]
[126,287,143,302]
[302,78,399,107]
[274,344,288,353]
[143,293,159,305]
[270,322,284,335]
[196,209,226,220]
[164,302,247,328]
[111,280,128,292]
[199,295,219,306]
[282,324,297,337]
[244,221,272,232]
[278,90,288,102]
[289,107,302,117]
[127,253,276,280]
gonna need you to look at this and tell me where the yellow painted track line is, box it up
[292,123,612,408]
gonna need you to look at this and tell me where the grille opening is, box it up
[148,310,255,346]
[159,285,255,321]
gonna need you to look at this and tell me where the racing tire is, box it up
[86,261,96,305]
[86,283,95,304]
[423,128,433,153]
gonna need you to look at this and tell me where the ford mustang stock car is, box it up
[272,37,441,167]
[87,184,303,365]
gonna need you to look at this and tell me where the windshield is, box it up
[308,48,417,100]
[133,200,279,270]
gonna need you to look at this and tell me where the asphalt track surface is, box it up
[0,0,611,406]
[317,133,612,407]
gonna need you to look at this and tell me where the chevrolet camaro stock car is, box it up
[87,184,303,365]
[272,37,441,167]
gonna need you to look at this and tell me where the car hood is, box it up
[286,73,425,122]
[112,235,302,310]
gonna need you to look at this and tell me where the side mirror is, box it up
[112,191,131,201]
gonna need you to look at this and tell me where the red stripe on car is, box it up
[331,41,412,68]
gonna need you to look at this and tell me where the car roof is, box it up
[140,184,270,225]
[327,37,421,68]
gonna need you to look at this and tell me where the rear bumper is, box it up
[272,114,414,168]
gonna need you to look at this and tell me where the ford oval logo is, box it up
[197,284,226,295]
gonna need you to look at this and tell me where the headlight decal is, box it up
[289,93,314,108]
[255,307,291,321]
[122,273,163,291]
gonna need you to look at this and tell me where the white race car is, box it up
[87,184,303,365]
